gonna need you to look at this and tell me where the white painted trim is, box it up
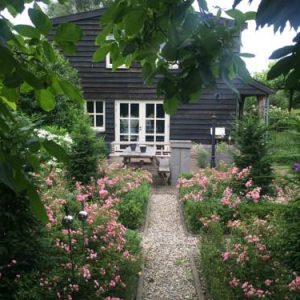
[105,52,130,69]
[114,100,170,151]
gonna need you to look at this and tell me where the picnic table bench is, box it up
[120,145,171,183]
[120,145,157,167]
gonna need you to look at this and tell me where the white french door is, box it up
[115,100,170,150]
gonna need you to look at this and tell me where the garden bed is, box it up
[178,167,300,299]
[0,163,152,300]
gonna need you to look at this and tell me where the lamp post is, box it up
[211,114,216,168]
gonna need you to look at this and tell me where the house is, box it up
[50,9,273,154]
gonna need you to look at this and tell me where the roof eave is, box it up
[51,8,105,25]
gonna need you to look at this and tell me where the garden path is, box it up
[141,186,200,300]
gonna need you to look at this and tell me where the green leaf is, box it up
[122,41,137,56]
[239,53,255,58]
[163,97,179,115]
[19,69,44,89]
[8,0,25,13]
[28,8,52,35]
[59,80,83,104]
[36,88,56,112]
[123,9,146,36]
[0,46,16,75]
[286,71,299,89]
[0,19,14,41]
[55,23,83,54]
[28,188,48,224]
[42,41,56,63]
[267,56,294,80]
[26,154,40,170]
[93,45,110,62]
[43,140,69,163]
[55,23,83,44]
[0,96,16,110]
[14,25,40,39]
[1,86,19,102]
[244,11,256,21]
[0,161,15,191]
[269,45,294,59]
[225,9,245,25]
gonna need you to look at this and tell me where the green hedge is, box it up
[200,224,234,300]
[117,183,150,230]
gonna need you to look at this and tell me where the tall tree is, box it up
[254,63,300,111]
[47,0,113,17]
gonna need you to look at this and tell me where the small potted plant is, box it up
[140,145,147,153]
[130,143,137,151]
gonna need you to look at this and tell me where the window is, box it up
[86,100,105,132]
[105,34,129,69]
[105,53,128,69]
[158,42,179,70]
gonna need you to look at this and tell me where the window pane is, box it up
[156,136,165,142]
[87,101,94,113]
[146,104,154,118]
[156,120,165,133]
[131,104,139,117]
[156,104,164,118]
[130,119,139,134]
[146,135,154,142]
[96,115,103,127]
[96,101,103,113]
[120,135,129,141]
[120,119,129,133]
[130,135,139,142]
[120,104,129,117]
[146,120,154,133]
[89,115,94,126]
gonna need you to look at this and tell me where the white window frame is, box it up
[115,100,170,148]
[105,34,129,69]
[105,52,129,69]
[86,100,106,132]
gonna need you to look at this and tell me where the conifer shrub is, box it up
[233,111,273,194]
[68,118,107,184]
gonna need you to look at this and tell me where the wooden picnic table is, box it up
[120,145,158,167]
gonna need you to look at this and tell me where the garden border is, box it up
[136,187,153,300]
[178,192,201,237]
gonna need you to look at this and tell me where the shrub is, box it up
[19,47,84,132]
[183,200,232,234]
[197,146,209,168]
[233,111,274,194]
[117,183,150,230]
[17,166,147,300]
[68,118,104,184]
[200,223,234,300]
[277,199,300,273]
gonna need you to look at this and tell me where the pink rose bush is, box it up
[179,165,300,299]
[4,165,152,299]
[178,166,296,232]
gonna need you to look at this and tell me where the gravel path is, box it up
[141,187,199,300]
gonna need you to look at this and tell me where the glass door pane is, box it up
[117,102,141,149]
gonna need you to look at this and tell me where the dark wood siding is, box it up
[50,10,272,144]
[171,85,237,144]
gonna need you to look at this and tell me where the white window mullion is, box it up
[140,103,145,144]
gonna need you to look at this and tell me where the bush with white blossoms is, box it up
[34,128,73,148]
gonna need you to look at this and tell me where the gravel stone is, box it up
[142,187,199,300]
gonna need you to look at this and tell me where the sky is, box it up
[205,0,297,74]
[5,0,297,75]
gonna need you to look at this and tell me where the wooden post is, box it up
[257,95,269,124]
[210,115,216,168]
